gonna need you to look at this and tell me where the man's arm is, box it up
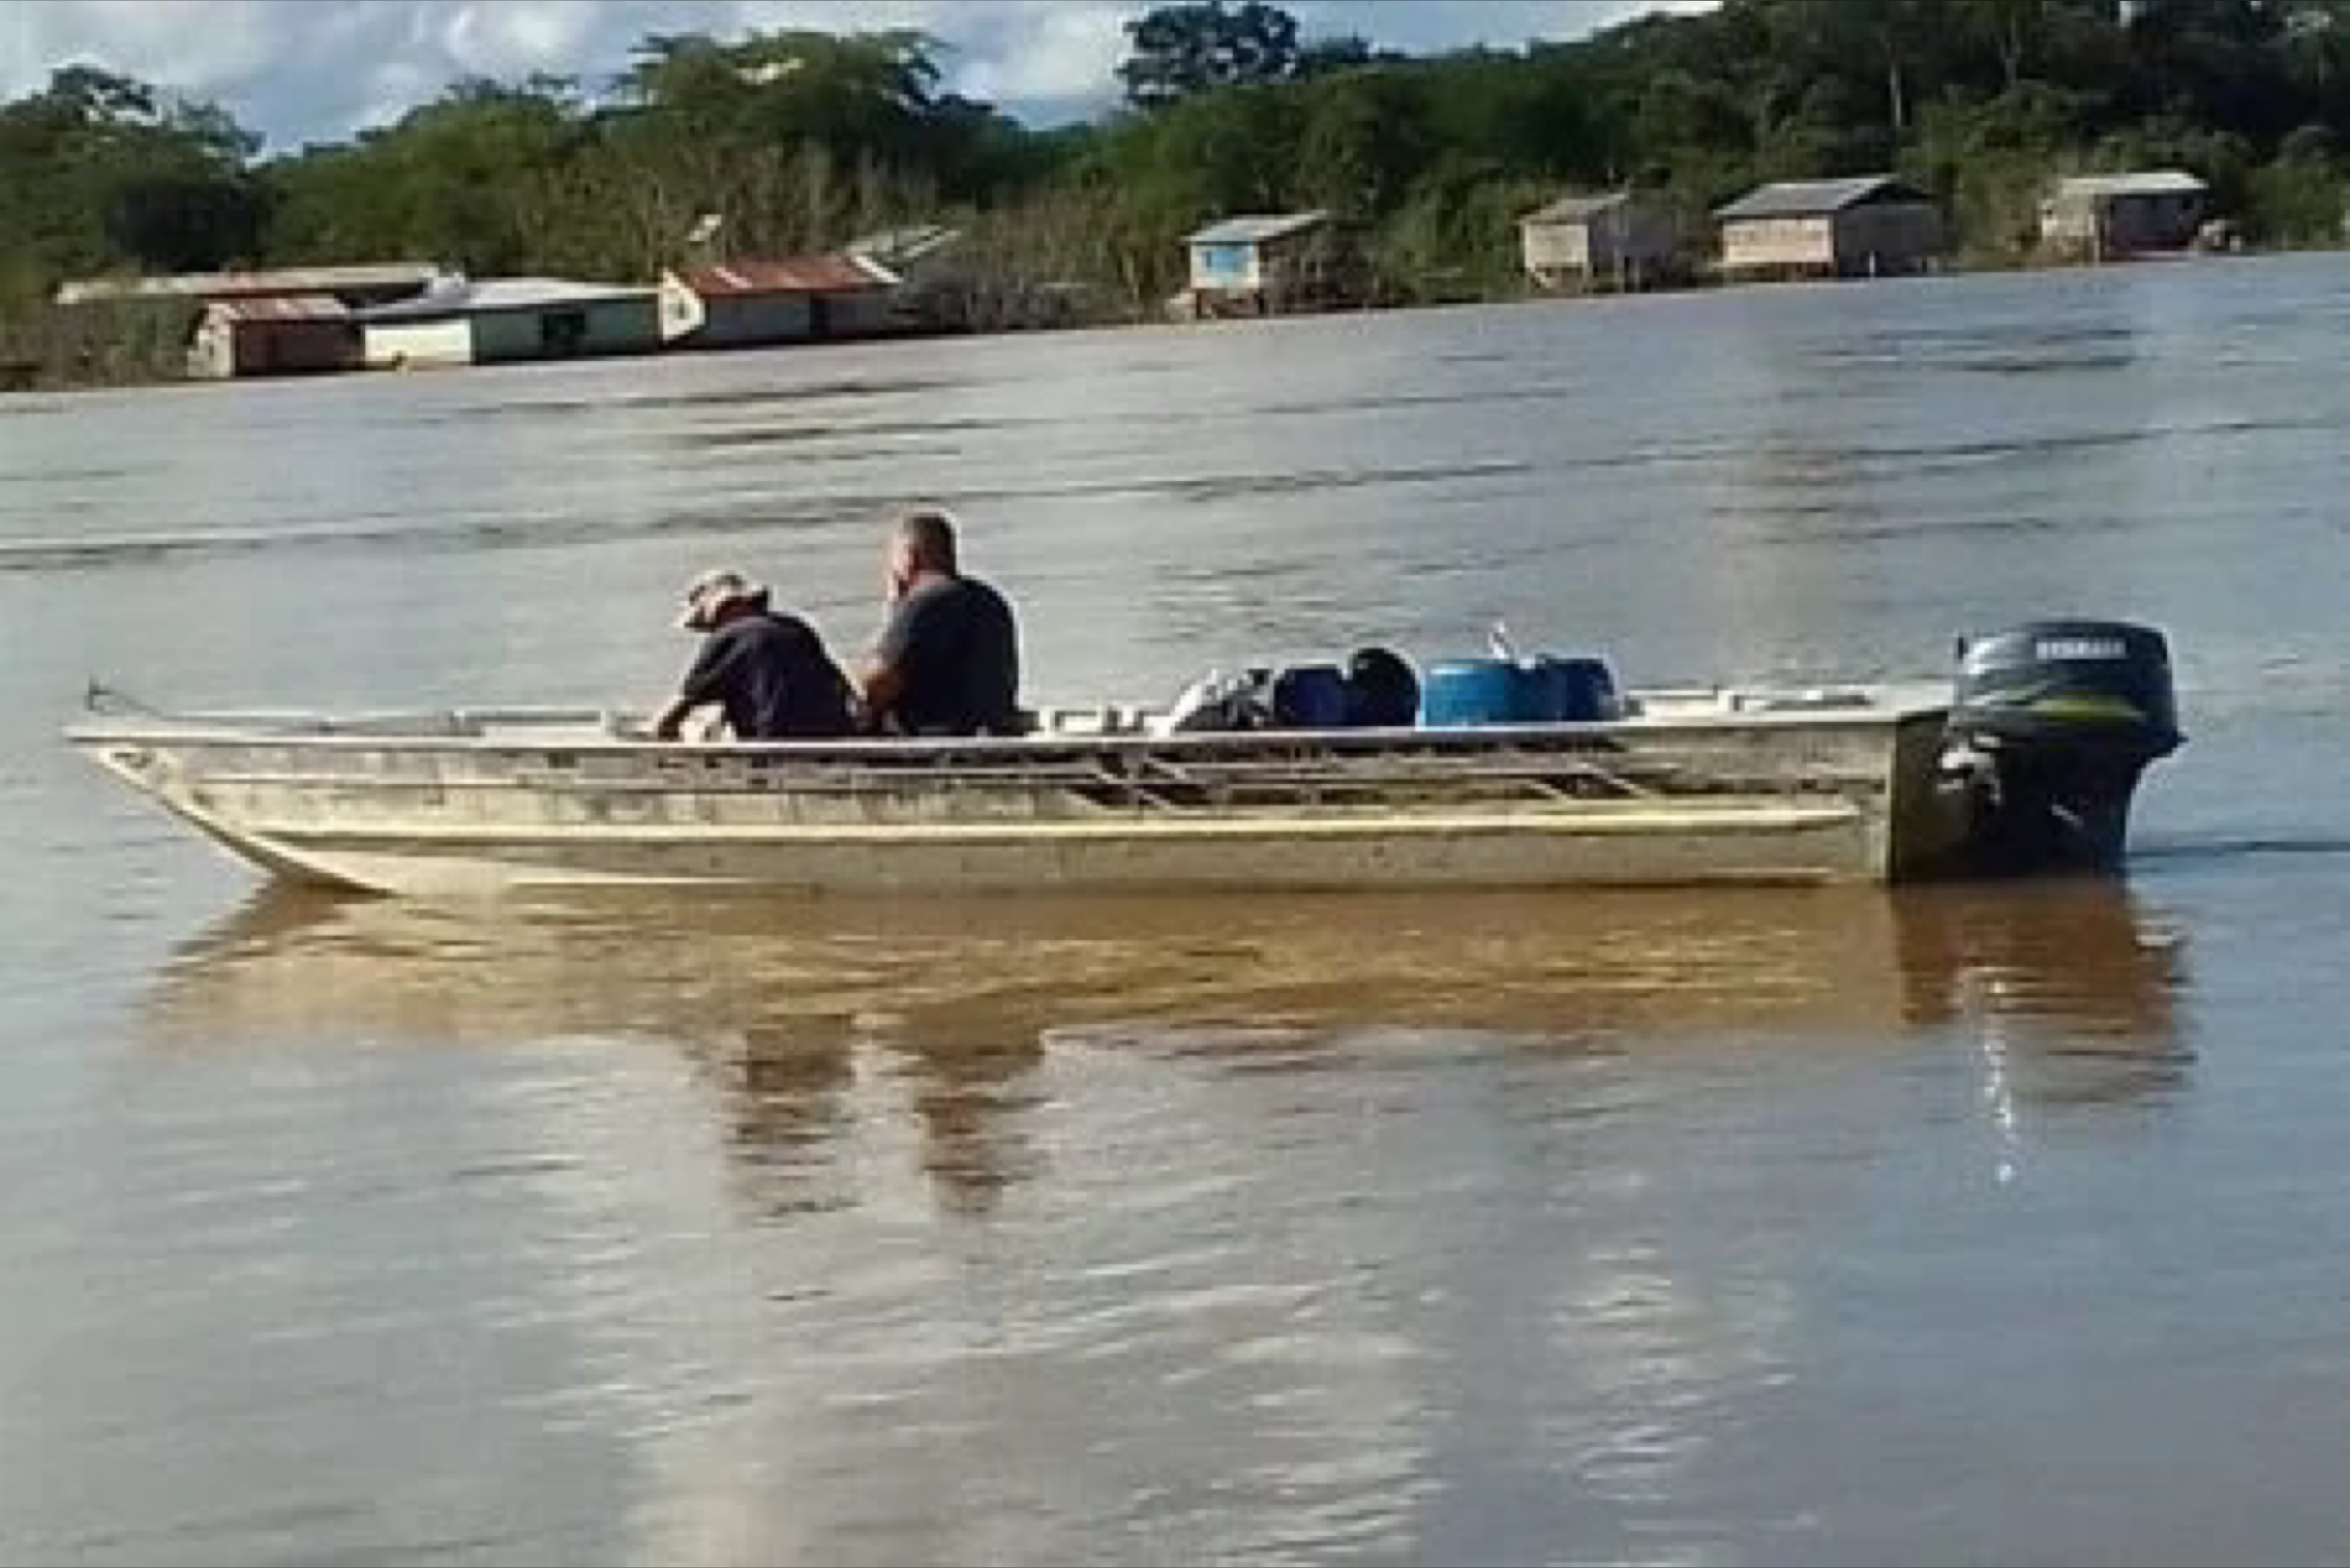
[854,592,924,721]
[652,693,698,741]
[855,657,906,714]
[657,635,734,741]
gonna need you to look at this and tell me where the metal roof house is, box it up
[57,265,444,308]
[657,254,903,350]
[848,223,964,275]
[1182,212,1352,317]
[1519,192,1681,291]
[354,278,662,369]
[185,294,356,380]
[1715,176,1944,280]
[847,223,979,330]
[2039,170,2210,259]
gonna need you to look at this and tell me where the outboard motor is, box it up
[1939,619,2182,873]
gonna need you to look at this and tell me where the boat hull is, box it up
[153,805,1883,897]
[73,702,1954,897]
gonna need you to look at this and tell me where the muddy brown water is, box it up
[5,257,2350,1565]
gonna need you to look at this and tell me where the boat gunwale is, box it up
[66,695,1952,764]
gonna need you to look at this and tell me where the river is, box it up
[5,256,2349,1566]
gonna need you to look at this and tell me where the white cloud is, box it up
[439,2,606,78]
[953,5,1131,110]
[0,0,1716,151]
[5,1,280,101]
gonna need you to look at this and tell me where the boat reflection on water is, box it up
[143,882,2189,1211]
[1893,879,2195,1111]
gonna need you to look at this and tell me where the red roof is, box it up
[207,294,350,324]
[680,255,884,297]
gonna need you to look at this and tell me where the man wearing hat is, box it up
[653,568,854,742]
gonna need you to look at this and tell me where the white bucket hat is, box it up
[676,568,770,632]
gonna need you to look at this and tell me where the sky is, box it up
[0,1,1705,152]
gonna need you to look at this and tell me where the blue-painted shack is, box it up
[1183,211,1338,317]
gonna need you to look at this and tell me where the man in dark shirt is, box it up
[654,568,854,742]
[857,510,1022,736]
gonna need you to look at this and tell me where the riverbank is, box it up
[9,239,2330,399]
[0,298,195,392]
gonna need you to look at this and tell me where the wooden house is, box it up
[1182,212,1355,317]
[658,255,903,349]
[356,278,661,369]
[2039,171,2209,259]
[1715,177,1944,280]
[1519,193,1681,291]
[185,294,356,379]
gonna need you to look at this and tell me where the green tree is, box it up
[1118,2,1304,109]
[1294,71,1429,219]
[0,65,261,288]
[264,78,591,273]
[1948,0,2054,92]
[105,171,269,269]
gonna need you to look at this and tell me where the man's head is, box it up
[887,509,959,598]
[676,568,769,632]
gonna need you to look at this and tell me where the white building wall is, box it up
[362,317,474,369]
[1720,215,1836,273]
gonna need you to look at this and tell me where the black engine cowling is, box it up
[1951,620,2180,758]
[1938,620,2181,874]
